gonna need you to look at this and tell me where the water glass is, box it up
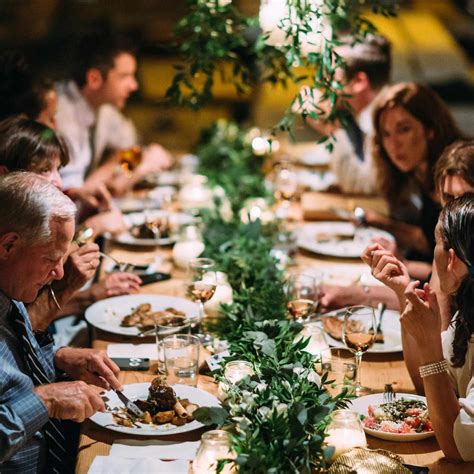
[316,348,356,395]
[155,314,191,374]
[163,334,200,386]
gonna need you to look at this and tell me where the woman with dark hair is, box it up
[0,115,67,187]
[366,82,466,262]
[0,116,141,330]
[363,194,474,461]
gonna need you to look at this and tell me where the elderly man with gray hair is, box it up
[0,172,122,473]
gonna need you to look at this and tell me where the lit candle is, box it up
[193,430,236,474]
[325,410,367,461]
[217,360,254,401]
[172,240,205,269]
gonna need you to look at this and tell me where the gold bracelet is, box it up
[48,285,62,311]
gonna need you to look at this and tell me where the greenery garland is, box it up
[193,120,352,472]
[167,0,398,138]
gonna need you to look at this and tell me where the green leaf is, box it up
[193,406,229,426]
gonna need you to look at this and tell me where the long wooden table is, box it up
[75,206,474,474]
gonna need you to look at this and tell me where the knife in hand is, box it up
[114,389,144,417]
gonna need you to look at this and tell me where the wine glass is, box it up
[342,305,376,396]
[119,145,142,176]
[274,163,298,220]
[286,273,318,321]
[187,258,217,344]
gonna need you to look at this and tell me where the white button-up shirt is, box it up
[56,81,137,189]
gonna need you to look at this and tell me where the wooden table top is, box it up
[75,203,474,474]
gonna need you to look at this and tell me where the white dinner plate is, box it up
[297,222,394,259]
[349,393,435,441]
[112,210,194,247]
[91,383,220,436]
[304,263,385,288]
[114,197,160,214]
[85,294,199,336]
[318,309,402,353]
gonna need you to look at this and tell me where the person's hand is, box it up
[320,284,364,309]
[33,381,105,422]
[401,281,442,347]
[68,184,113,211]
[90,272,142,301]
[55,348,122,391]
[371,236,400,259]
[84,209,127,236]
[136,144,173,175]
[361,244,410,297]
[56,243,100,294]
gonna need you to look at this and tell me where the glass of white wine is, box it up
[342,305,376,396]
[187,258,217,344]
[274,162,298,220]
[286,273,317,321]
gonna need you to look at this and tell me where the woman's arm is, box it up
[403,282,463,461]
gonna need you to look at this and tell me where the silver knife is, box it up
[114,389,144,417]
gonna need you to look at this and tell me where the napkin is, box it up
[88,456,189,474]
[107,343,158,359]
[110,439,199,460]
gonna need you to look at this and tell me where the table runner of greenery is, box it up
[193,121,351,472]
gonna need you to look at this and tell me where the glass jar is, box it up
[172,224,205,269]
[193,430,236,473]
[217,360,254,401]
[325,409,367,461]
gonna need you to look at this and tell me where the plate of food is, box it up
[91,377,220,436]
[113,210,194,247]
[350,393,434,441]
[296,222,394,259]
[85,294,199,336]
[319,309,402,353]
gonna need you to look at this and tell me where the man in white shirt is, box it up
[295,35,391,195]
[56,33,171,194]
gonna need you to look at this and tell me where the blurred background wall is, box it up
[1,0,473,151]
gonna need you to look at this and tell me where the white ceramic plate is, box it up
[304,263,385,287]
[112,210,194,247]
[91,383,220,436]
[349,393,435,441]
[297,222,394,259]
[319,309,402,353]
[85,294,199,336]
[114,197,159,214]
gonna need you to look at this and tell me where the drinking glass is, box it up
[162,334,200,386]
[274,163,298,220]
[155,314,191,374]
[187,258,217,343]
[193,430,236,473]
[325,409,367,461]
[119,145,142,175]
[286,273,318,321]
[342,305,376,396]
[316,348,356,396]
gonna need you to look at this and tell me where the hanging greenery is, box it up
[167,0,398,138]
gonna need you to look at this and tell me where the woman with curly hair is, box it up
[365,82,466,265]
[363,194,474,461]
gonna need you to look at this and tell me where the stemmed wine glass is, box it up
[187,258,217,344]
[274,163,298,220]
[286,273,318,321]
[342,305,376,396]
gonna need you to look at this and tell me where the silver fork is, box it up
[383,383,396,403]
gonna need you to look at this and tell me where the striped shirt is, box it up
[0,291,55,473]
